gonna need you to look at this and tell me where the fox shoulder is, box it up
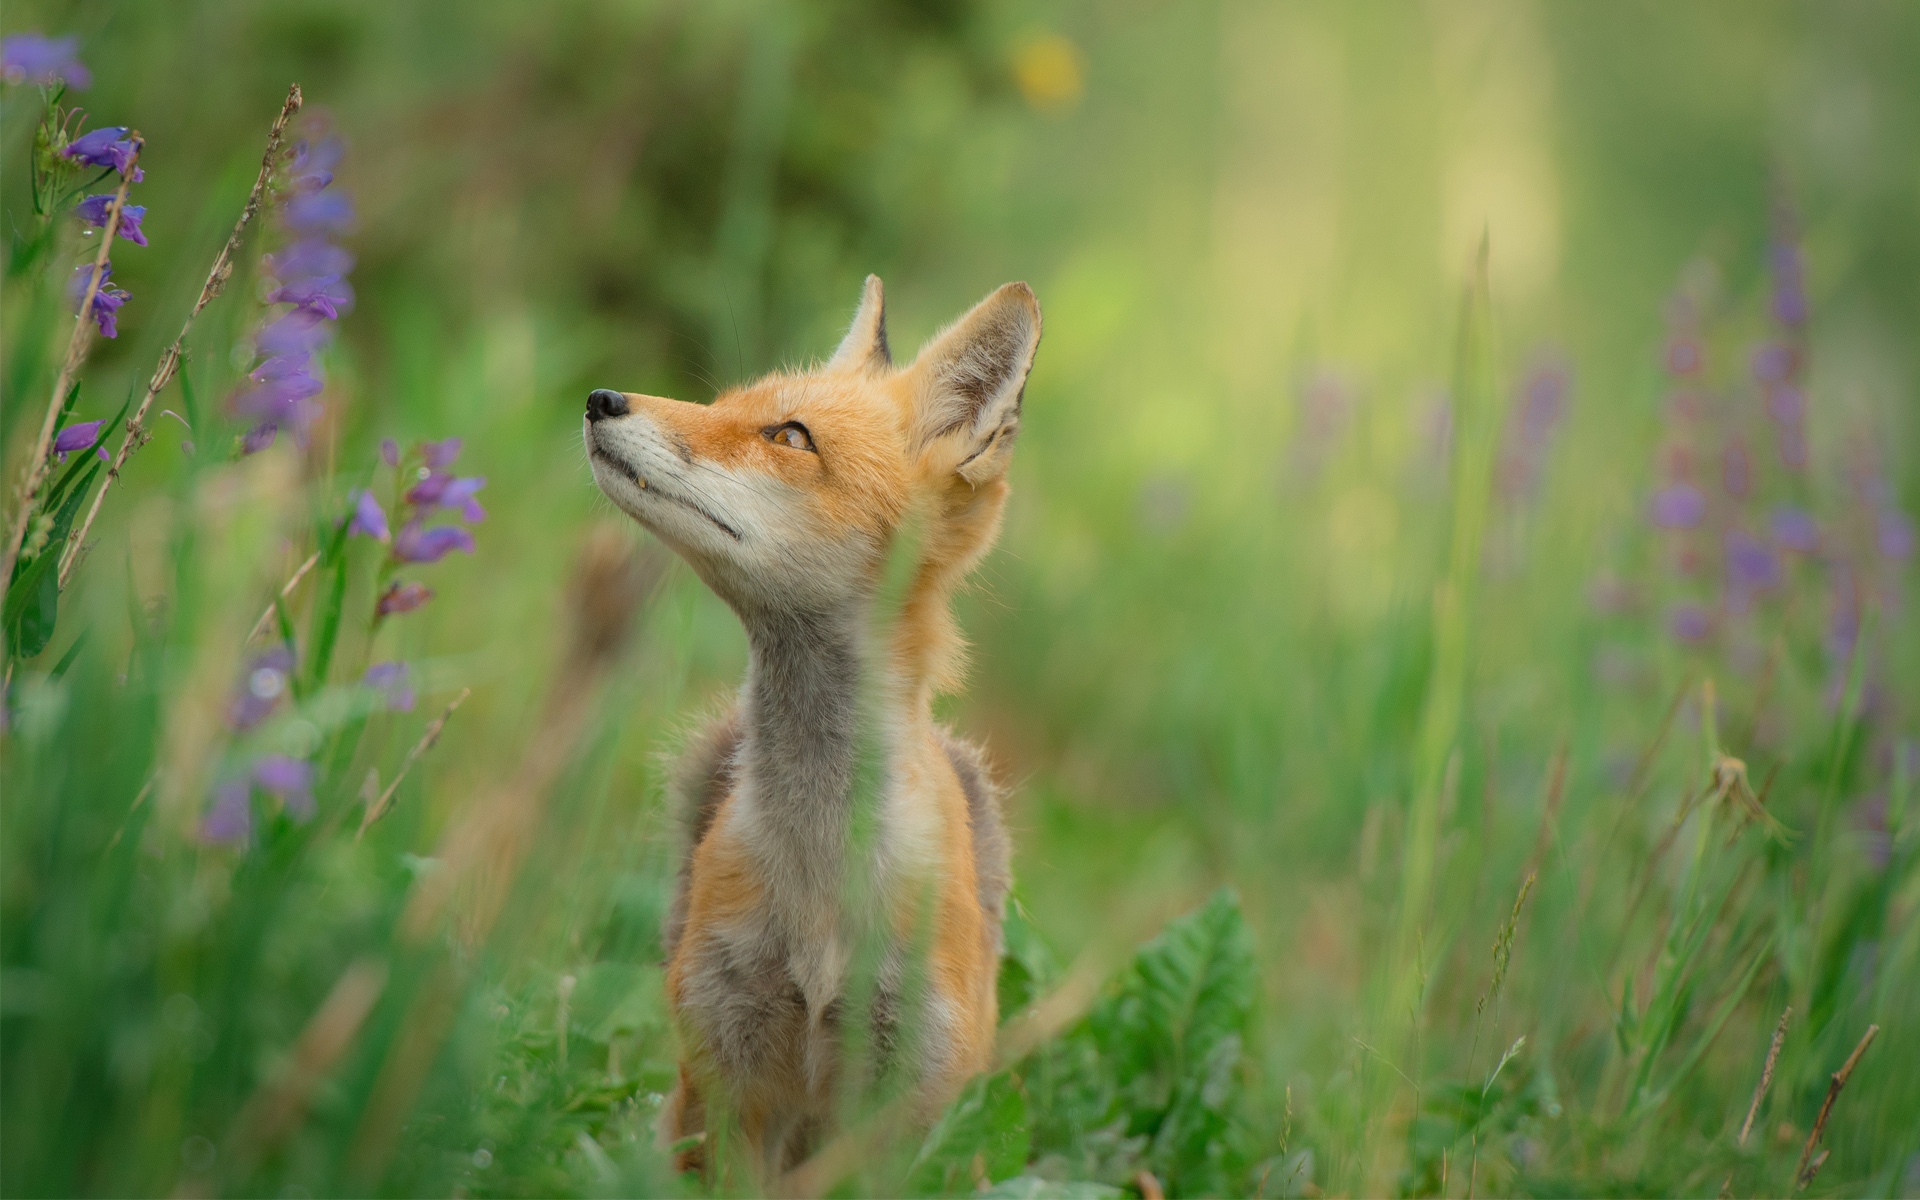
[662,708,742,959]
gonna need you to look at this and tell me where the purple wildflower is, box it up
[1765,384,1805,426]
[1776,424,1809,472]
[289,135,344,193]
[380,438,400,467]
[347,490,389,540]
[1665,337,1703,376]
[1725,529,1781,593]
[376,581,434,616]
[1650,483,1706,530]
[253,309,332,356]
[1721,440,1751,500]
[264,238,354,283]
[200,779,252,844]
[1668,603,1713,643]
[242,425,279,455]
[2,33,91,88]
[62,126,142,179]
[1770,240,1807,327]
[52,419,107,463]
[405,473,487,521]
[252,754,315,820]
[363,662,416,713]
[268,274,353,320]
[74,194,147,246]
[440,477,486,522]
[421,438,463,469]
[1880,508,1915,562]
[229,645,294,731]
[1751,342,1795,385]
[393,521,475,564]
[67,263,129,337]
[282,190,354,235]
[1771,506,1820,554]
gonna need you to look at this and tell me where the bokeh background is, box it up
[3,2,1916,1196]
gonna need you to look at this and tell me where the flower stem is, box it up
[57,83,304,591]
[0,137,141,599]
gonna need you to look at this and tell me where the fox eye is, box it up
[764,421,815,453]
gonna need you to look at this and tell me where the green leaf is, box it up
[980,1178,1123,1199]
[4,549,60,659]
[5,459,101,659]
[999,895,1059,1018]
[303,552,349,695]
[1090,888,1255,1130]
[906,1069,1030,1197]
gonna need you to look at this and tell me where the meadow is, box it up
[2,3,1916,1196]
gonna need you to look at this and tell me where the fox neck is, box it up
[734,603,872,928]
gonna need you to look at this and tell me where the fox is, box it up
[582,276,1041,1178]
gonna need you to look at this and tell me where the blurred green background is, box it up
[3,1,1916,1196]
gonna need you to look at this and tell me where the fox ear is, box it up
[909,282,1041,486]
[827,274,890,373]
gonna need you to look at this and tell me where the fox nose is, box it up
[586,389,630,423]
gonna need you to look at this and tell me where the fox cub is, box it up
[584,277,1040,1175]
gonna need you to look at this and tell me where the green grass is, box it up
[3,2,1917,1196]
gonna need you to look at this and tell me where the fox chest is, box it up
[669,917,902,1111]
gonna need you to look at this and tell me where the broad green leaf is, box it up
[906,1069,1030,1196]
[980,1178,1124,1199]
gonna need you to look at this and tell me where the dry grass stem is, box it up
[1740,1006,1790,1147]
[400,530,663,941]
[357,687,470,838]
[59,84,303,588]
[1,139,142,591]
[1135,1169,1166,1200]
[1795,1023,1878,1189]
[245,550,320,643]
[221,958,387,1176]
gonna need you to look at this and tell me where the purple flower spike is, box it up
[380,438,400,467]
[265,238,355,284]
[363,662,416,713]
[1777,425,1808,472]
[347,490,389,540]
[200,780,252,845]
[393,521,475,564]
[67,264,129,338]
[269,273,354,319]
[252,754,315,819]
[1725,529,1781,593]
[62,126,142,178]
[253,754,313,795]
[1665,337,1702,376]
[1771,506,1820,554]
[441,476,487,523]
[1765,385,1805,426]
[229,645,294,730]
[1880,508,1916,562]
[1751,342,1794,385]
[289,135,344,193]
[3,33,91,88]
[282,190,354,235]
[376,580,434,616]
[1650,483,1706,530]
[1668,603,1713,643]
[420,438,463,469]
[1721,441,1751,500]
[52,419,104,461]
[254,309,332,356]
[74,194,148,246]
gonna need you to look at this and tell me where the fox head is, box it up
[584,277,1039,678]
